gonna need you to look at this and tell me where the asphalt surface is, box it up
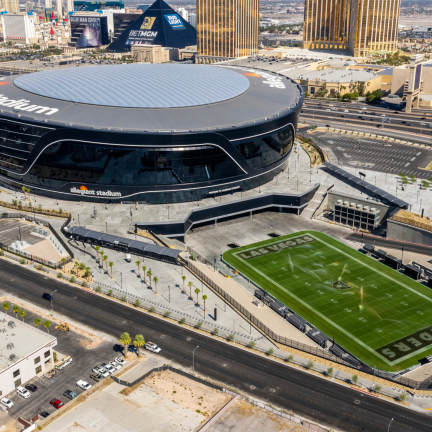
[1,259,431,432]
[310,132,432,178]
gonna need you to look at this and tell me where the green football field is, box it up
[223,231,432,372]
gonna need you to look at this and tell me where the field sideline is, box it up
[222,231,432,372]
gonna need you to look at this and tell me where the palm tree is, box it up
[60,257,67,269]
[78,262,86,271]
[95,245,100,263]
[85,267,91,280]
[109,261,113,278]
[34,317,42,328]
[99,250,104,267]
[194,288,200,305]
[142,265,147,283]
[2,301,10,314]
[181,275,186,293]
[43,320,52,333]
[187,281,193,299]
[147,269,152,288]
[135,260,141,278]
[133,334,145,357]
[19,309,26,321]
[12,305,19,317]
[202,294,208,316]
[103,255,108,273]
[153,276,158,294]
[120,332,132,357]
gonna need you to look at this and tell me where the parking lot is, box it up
[4,311,121,422]
[312,132,432,178]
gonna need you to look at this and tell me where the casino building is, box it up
[0,64,303,203]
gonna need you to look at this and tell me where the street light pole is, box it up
[192,345,200,373]
[387,417,394,432]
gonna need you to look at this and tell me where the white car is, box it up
[145,341,161,353]
[56,357,73,370]
[101,363,116,374]
[76,380,92,391]
[16,386,31,399]
[92,366,109,378]
[0,397,14,409]
[109,361,121,371]
[114,356,125,365]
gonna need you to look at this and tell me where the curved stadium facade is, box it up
[0,63,303,203]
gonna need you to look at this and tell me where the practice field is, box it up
[223,231,432,372]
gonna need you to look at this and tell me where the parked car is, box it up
[109,361,121,371]
[39,411,50,418]
[25,384,38,392]
[92,366,109,377]
[16,386,31,399]
[114,356,125,365]
[42,293,53,302]
[56,357,73,370]
[0,397,14,409]
[90,373,102,382]
[63,390,78,400]
[49,399,64,409]
[101,363,115,374]
[76,380,92,391]
[145,341,161,353]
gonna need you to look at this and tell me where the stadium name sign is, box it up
[377,325,432,361]
[70,187,122,198]
[238,235,314,260]
[0,94,58,116]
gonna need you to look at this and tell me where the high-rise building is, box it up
[56,0,63,17]
[197,0,259,62]
[0,0,19,13]
[303,0,401,57]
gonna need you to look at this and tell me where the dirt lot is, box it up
[144,370,231,418]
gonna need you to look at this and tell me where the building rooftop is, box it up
[286,68,376,83]
[0,312,56,373]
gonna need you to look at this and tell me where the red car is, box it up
[49,399,64,409]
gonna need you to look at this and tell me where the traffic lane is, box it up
[1,260,431,431]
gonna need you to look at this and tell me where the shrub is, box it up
[247,341,256,349]
[398,392,407,402]
[305,360,314,370]
[163,311,171,318]
[266,348,274,356]
[227,334,234,341]
[57,272,62,278]
[70,276,76,283]
[326,367,333,377]
[195,320,203,329]
[284,355,293,363]
[352,374,358,385]
[0,249,4,256]
[211,328,218,335]
[53,352,57,362]
[20,258,26,265]
[134,299,140,307]
[149,306,155,313]
[107,289,112,297]
[36,264,43,270]
[82,281,88,288]
[95,286,102,293]
[178,317,185,324]
[121,296,126,302]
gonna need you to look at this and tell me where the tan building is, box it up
[196,0,259,62]
[303,0,401,57]
[131,44,170,63]
[0,0,19,13]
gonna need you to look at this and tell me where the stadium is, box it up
[0,63,303,203]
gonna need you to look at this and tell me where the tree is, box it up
[2,301,10,314]
[12,305,19,317]
[120,332,132,357]
[187,281,193,299]
[103,255,108,273]
[133,334,145,356]
[153,276,158,294]
[99,250,104,266]
[43,320,52,333]
[135,260,141,278]
[95,245,100,263]
[34,317,42,328]
[147,269,152,288]
[142,265,147,283]
[194,287,200,305]
[19,309,26,321]
[60,257,67,269]
[84,267,91,280]
[181,275,186,293]
[202,294,208,316]
[109,261,113,278]
[352,374,358,385]
[327,367,333,377]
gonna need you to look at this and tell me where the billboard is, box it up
[126,16,157,46]
[163,13,184,30]
[70,15,109,48]
[3,15,27,40]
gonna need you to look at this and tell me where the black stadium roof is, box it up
[1,64,303,135]
[108,0,196,51]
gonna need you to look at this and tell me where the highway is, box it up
[1,259,431,432]
[300,100,432,145]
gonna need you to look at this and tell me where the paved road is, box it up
[1,259,431,432]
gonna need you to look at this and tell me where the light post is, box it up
[387,417,394,432]
[192,345,199,373]
[168,284,171,303]
[50,289,58,313]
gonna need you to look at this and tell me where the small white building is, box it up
[0,312,57,397]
